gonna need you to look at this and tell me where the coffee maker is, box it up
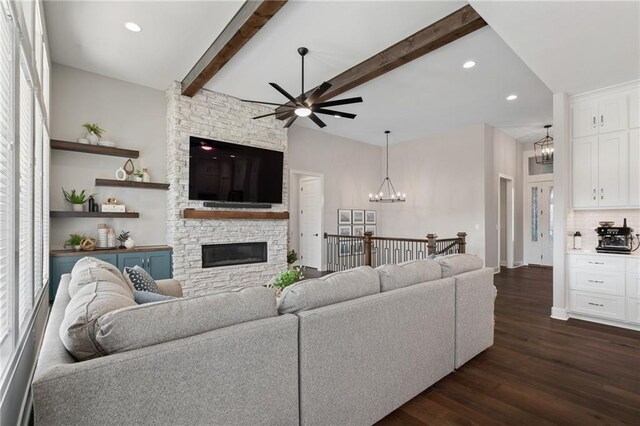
[595,218,638,254]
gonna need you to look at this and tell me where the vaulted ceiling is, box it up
[44,1,636,145]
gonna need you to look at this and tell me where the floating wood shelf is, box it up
[183,210,289,220]
[51,140,139,159]
[50,211,140,218]
[95,179,169,190]
[50,245,172,257]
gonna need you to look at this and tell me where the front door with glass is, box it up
[526,181,554,266]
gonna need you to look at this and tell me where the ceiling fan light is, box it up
[295,107,311,117]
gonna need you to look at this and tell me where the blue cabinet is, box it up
[49,247,172,301]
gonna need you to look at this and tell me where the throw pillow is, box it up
[133,290,176,304]
[124,265,160,293]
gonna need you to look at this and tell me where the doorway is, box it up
[290,170,324,271]
[522,150,554,267]
[498,175,515,271]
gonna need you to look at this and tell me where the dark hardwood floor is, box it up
[377,266,640,425]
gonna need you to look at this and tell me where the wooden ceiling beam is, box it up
[276,4,487,118]
[181,0,288,97]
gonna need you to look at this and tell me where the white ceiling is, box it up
[44,1,563,145]
[470,1,640,95]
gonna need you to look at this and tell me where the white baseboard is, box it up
[513,261,525,268]
[500,260,507,267]
[493,266,501,274]
[550,307,569,320]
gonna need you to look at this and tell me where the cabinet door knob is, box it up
[592,116,596,128]
[600,115,604,127]
[593,188,596,200]
[600,188,604,200]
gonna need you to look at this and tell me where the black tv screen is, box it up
[188,137,284,204]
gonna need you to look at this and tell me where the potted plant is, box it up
[116,231,130,249]
[63,188,92,212]
[81,123,104,145]
[287,249,298,269]
[271,266,305,297]
[132,170,144,182]
[66,234,85,251]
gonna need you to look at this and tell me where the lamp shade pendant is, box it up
[369,131,406,203]
[534,124,554,165]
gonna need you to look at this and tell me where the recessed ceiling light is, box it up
[125,22,142,32]
[463,60,476,69]
[506,94,518,101]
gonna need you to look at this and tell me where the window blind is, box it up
[42,124,49,284]
[18,57,33,328]
[33,104,42,295]
[0,3,14,342]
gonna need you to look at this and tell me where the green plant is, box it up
[287,249,298,265]
[66,233,85,246]
[62,188,92,204]
[117,231,130,246]
[272,266,305,289]
[81,123,104,138]
[133,169,144,178]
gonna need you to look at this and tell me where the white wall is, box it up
[50,64,167,248]
[382,124,488,259]
[288,126,383,249]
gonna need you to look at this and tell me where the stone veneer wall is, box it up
[166,82,288,295]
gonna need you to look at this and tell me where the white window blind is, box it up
[42,124,49,285]
[0,3,14,343]
[18,56,33,328]
[33,104,42,295]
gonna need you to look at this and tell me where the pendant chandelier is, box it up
[369,131,406,203]
[534,124,554,165]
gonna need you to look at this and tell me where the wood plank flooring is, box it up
[377,266,640,425]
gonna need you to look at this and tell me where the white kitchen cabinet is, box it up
[630,129,640,206]
[572,136,599,208]
[572,100,598,138]
[597,93,628,134]
[572,132,629,208]
[572,92,628,138]
[598,131,629,207]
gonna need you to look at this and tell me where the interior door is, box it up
[299,177,322,269]
[526,181,554,266]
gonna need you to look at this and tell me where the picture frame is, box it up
[338,209,352,225]
[352,225,365,237]
[352,209,365,224]
[365,210,376,224]
[338,225,352,236]
[365,225,377,236]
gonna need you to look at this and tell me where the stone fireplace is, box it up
[166,83,288,295]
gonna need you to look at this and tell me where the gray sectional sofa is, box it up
[33,254,496,426]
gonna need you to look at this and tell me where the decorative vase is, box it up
[115,167,127,181]
[74,245,81,251]
[87,132,99,145]
[142,168,150,183]
[72,204,83,212]
[124,237,135,249]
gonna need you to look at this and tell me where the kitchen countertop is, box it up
[566,249,640,258]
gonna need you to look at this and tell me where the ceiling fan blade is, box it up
[269,83,300,105]
[283,114,298,128]
[241,99,296,107]
[305,82,332,106]
[252,111,282,119]
[308,112,326,128]
[315,97,363,108]
[314,108,356,119]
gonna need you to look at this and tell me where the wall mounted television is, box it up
[188,136,284,204]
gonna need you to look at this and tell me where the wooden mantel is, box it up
[183,209,289,220]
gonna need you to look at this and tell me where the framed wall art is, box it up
[352,209,365,224]
[338,209,352,225]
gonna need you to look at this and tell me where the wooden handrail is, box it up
[324,231,467,270]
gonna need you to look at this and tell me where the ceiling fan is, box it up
[241,47,363,129]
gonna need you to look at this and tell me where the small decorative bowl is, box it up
[599,221,614,227]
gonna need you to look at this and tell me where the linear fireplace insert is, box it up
[202,242,268,268]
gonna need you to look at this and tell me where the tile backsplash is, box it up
[566,209,640,250]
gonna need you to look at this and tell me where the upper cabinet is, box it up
[571,82,639,210]
[571,92,628,138]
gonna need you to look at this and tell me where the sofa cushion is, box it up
[438,254,484,278]
[278,266,380,314]
[376,259,442,292]
[59,281,136,360]
[95,286,277,354]
[68,257,132,298]
[124,266,160,293]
